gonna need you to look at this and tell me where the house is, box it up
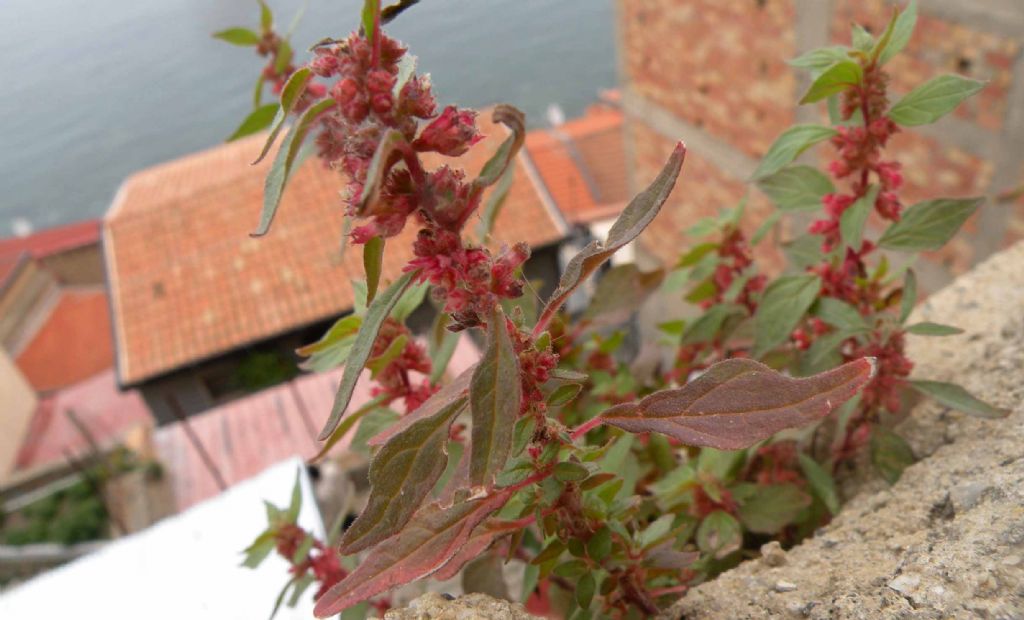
[101,108,607,423]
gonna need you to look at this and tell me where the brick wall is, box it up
[618,0,1024,290]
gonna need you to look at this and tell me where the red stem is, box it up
[570,416,604,441]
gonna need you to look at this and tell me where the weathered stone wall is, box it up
[618,0,1024,290]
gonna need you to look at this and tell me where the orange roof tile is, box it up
[524,105,627,224]
[14,288,115,393]
[0,220,100,261]
[104,114,565,385]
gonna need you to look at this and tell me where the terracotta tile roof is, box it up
[14,369,151,471]
[0,220,100,261]
[104,114,565,386]
[14,288,115,393]
[524,104,628,224]
[153,334,481,510]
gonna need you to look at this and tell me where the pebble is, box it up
[888,573,921,595]
[761,541,787,567]
[775,580,798,593]
[950,481,990,511]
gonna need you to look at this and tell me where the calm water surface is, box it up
[0,0,615,233]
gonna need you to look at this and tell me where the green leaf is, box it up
[241,531,276,568]
[736,483,810,534]
[877,0,917,65]
[909,379,1008,419]
[213,27,261,46]
[361,0,380,43]
[677,242,719,267]
[310,395,388,463]
[274,41,294,76]
[254,97,335,236]
[291,535,314,564]
[269,577,297,620]
[475,163,516,242]
[554,461,590,483]
[391,279,429,322]
[851,24,874,51]
[889,75,985,126]
[584,264,665,325]
[639,514,676,549]
[899,268,917,324]
[252,67,312,165]
[587,527,612,561]
[428,312,460,383]
[339,397,467,553]
[470,306,522,487]
[840,185,879,251]
[784,234,824,269]
[286,468,303,522]
[296,314,361,372]
[757,165,834,211]
[227,103,279,142]
[905,322,963,336]
[473,105,527,189]
[355,128,406,216]
[537,142,686,330]
[681,303,745,346]
[752,125,837,180]
[870,427,915,484]
[753,274,822,357]
[600,358,874,450]
[576,572,596,609]
[800,60,863,104]
[696,510,742,559]
[878,197,983,251]
[366,334,407,378]
[548,383,583,408]
[814,297,869,332]
[318,270,419,440]
[801,329,859,375]
[363,236,385,303]
[258,0,273,30]
[697,448,745,482]
[797,454,840,514]
[789,46,851,75]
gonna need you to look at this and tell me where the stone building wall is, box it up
[617,0,1024,290]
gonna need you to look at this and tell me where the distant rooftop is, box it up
[103,113,567,386]
[0,219,100,262]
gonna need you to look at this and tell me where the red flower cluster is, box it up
[367,317,435,410]
[509,316,559,415]
[810,62,903,252]
[273,523,347,601]
[709,226,766,312]
[848,330,913,414]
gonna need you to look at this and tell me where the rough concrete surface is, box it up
[668,242,1024,619]
[374,592,541,620]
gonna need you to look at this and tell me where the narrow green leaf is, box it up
[269,577,297,620]
[584,264,665,325]
[318,270,419,440]
[554,461,590,483]
[757,165,834,211]
[677,242,719,267]
[475,163,515,241]
[363,236,385,303]
[905,322,963,336]
[274,39,293,75]
[252,67,312,165]
[681,303,745,346]
[789,46,851,75]
[889,75,985,126]
[521,564,540,603]
[428,312,460,383]
[840,185,879,251]
[258,0,273,31]
[296,314,361,372]
[753,274,822,357]
[287,574,316,607]
[797,454,840,514]
[253,74,266,108]
[241,531,276,568]
[366,334,407,377]
[470,306,522,487]
[586,527,612,561]
[227,103,279,142]
[815,297,869,332]
[851,24,874,51]
[473,105,526,189]
[878,0,917,65]
[310,395,388,463]
[362,0,380,41]
[291,535,314,564]
[899,269,917,323]
[870,427,915,484]
[339,397,467,553]
[801,329,859,375]
[286,468,303,522]
[800,60,863,104]
[253,97,334,236]
[213,27,261,46]
[696,510,742,559]
[878,197,983,251]
[536,142,686,330]
[752,125,837,180]
[390,279,430,322]
[548,383,583,407]
[909,379,1008,419]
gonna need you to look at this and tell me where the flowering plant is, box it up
[219,1,1001,617]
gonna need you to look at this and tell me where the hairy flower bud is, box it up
[413,106,483,156]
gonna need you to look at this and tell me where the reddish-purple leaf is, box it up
[313,491,511,617]
[469,307,521,487]
[535,142,686,333]
[473,105,526,189]
[339,397,467,554]
[430,519,520,581]
[368,366,474,447]
[600,358,875,450]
